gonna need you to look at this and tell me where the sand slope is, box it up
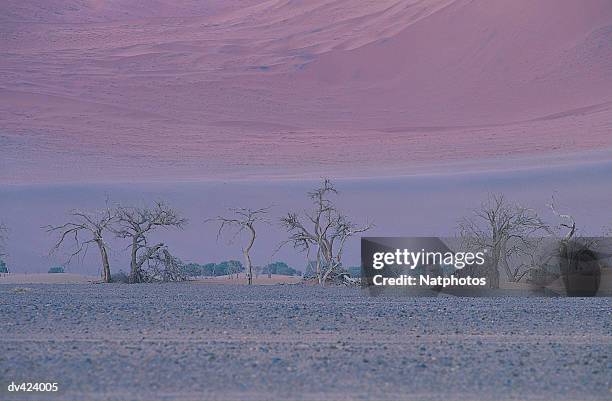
[1,0,612,182]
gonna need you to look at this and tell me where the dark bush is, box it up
[215,260,244,276]
[111,271,129,283]
[182,260,244,277]
[201,263,217,276]
[346,266,361,278]
[48,266,65,274]
[181,263,203,277]
[263,262,301,276]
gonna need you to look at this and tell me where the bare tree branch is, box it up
[43,204,117,282]
[142,248,186,282]
[547,194,576,241]
[280,178,373,285]
[114,201,187,283]
[207,207,271,285]
[459,193,549,286]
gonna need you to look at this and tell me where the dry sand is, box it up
[1,284,610,401]
[0,273,301,285]
[2,0,612,183]
[0,273,99,284]
[193,273,302,285]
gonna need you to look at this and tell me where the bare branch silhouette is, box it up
[44,204,117,282]
[547,194,576,241]
[280,178,373,285]
[459,193,549,286]
[207,206,271,285]
[114,201,187,283]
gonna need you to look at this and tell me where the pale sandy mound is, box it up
[0,273,300,285]
[193,273,302,286]
[0,273,99,284]
[2,0,612,182]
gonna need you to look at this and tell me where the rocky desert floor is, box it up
[0,284,610,401]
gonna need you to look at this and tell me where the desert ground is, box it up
[0,284,610,401]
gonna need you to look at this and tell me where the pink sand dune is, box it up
[1,0,611,183]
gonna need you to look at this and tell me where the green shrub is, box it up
[179,261,244,277]
[110,271,129,283]
[263,262,301,276]
[181,263,203,277]
[346,266,361,278]
[0,260,8,273]
[215,260,244,276]
[48,266,65,274]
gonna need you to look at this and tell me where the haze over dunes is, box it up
[1,0,612,183]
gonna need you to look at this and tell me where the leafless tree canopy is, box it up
[280,178,373,285]
[44,206,117,282]
[208,207,271,285]
[140,248,186,283]
[114,201,187,283]
[459,193,549,286]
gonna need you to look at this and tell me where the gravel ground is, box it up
[0,284,610,401]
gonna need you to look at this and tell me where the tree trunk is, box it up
[502,257,515,283]
[96,240,111,283]
[315,249,322,285]
[321,266,332,286]
[320,248,335,286]
[130,243,164,283]
[129,237,139,283]
[489,247,501,289]
[243,226,256,285]
[489,267,500,289]
[243,249,253,285]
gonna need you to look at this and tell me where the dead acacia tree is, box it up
[208,207,271,285]
[500,196,585,286]
[280,178,373,285]
[114,201,187,283]
[44,206,117,282]
[142,248,187,282]
[459,193,549,287]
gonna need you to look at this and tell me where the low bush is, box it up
[180,260,244,277]
[111,271,129,283]
[262,262,301,276]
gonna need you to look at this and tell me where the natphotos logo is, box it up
[361,238,492,292]
[372,249,486,270]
